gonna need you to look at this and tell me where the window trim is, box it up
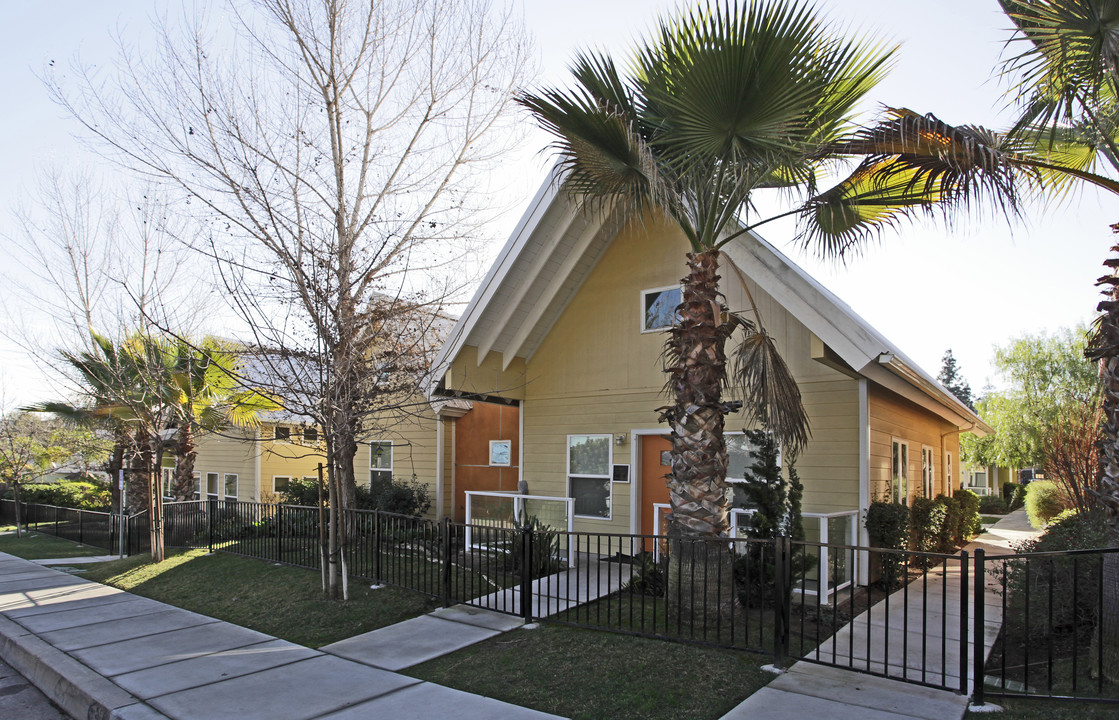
[567,433,613,520]
[891,438,910,506]
[223,473,238,501]
[273,426,291,443]
[370,441,393,485]
[206,471,220,501]
[272,476,291,495]
[640,285,682,333]
[302,427,318,444]
[921,446,935,499]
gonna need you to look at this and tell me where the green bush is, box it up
[278,475,433,518]
[909,496,947,554]
[865,501,909,588]
[934,494,960,552]
[8,481,111,511]
[955,489,982,542]
[359,476,432,517]
[1008,484,1027,511]
[1024,480,1067,529]
[998,510,1107,637]
[978,495,1008,515]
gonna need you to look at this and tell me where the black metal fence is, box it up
[4,496,1116,705]
[975,546,1119,705]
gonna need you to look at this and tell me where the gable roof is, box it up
[429,176,988,434]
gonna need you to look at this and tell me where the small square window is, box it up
[273,426,291,442]
[273,476,290,493]
[642,287,682,331]
[303,427,318,444]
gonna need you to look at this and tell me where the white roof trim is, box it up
[430,175,986,432]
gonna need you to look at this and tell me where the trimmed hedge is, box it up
[955,489,982,543]
[865,501,909,588]
[4,481,110,511]
[909,497,947,553]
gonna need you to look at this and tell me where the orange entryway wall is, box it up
[640,434,672,541]
[452,401,519,522]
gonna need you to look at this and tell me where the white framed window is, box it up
[921,446,935,499]
[969,470,988,489]
[302,427,318,444]
[273,476,291,494]
[206,472,220,500]
[568,434,612,519]
[641,286,682,332]
[161,467,174,499]
[191,471,201,499]
[273,426,291,442]
[224,473,238,500]
[891,439,909,505]
[370,441,393,485]
[944,451,953,497]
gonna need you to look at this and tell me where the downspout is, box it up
[859,378,870,586]
[436,417,446,519]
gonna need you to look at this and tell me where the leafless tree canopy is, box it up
[47,0,532,595]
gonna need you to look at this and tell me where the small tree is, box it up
[937,349,975,412]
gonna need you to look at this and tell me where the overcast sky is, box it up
[0,0,1112,406]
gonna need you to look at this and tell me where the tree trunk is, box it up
[172,424,198,501]
[126,430,151,513]
[108,432,126,515]
[12,480,23,539]
[1088,236,1119,682]
[149,440,165,563]
[665,250,734,626]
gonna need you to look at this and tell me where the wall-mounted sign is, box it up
[489,439,512,466]
[612,464,630,483]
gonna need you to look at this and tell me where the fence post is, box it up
[959,549,970,696]
[972,549,986,705]
[374,510,382,584]
[441,517,452,608]
[519,524,534,624]
[774,536,791,669]
[277,503,284,564]
[208,498,215,554]
[79,510,84,546]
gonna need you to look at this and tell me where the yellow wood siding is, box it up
[355,407,441,520]
[521,214,863,533]
[193,428,260,500]
[868,384,960,504]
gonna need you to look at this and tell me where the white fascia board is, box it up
[721,234,885,370]
[722,231,987,433]
[424,168,564,397]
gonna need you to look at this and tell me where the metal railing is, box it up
[974,546,1119,706]
[464,491,576,566]
[5,496,1116,705]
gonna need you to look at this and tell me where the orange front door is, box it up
[640,435,672,550]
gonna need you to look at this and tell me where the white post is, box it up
[819,515,829,604]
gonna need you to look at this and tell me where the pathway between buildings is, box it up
[718,509,1040,720]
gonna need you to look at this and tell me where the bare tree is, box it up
[48,0,532,597]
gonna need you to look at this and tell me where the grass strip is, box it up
[0,531,110,559]
[75,549,438,648]
[407,622,772,720]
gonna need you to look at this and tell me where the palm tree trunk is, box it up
[172,424,198,501]
[1088,237,1119,682]
[665,250,734,626]
[126,430,151,513]
[666,250,731,537]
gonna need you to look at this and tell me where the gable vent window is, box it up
[642,286,682,332]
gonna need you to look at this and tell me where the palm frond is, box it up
[732,327,809,460]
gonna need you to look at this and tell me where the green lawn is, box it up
[407,622,773,720]
[0,531,111,559]
[968,698,1119,719]
[79,549,437,647]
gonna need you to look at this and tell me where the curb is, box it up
[0,602,165,720]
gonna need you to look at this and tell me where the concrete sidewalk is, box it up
[0,552,563,720]
[718,510,1040,720]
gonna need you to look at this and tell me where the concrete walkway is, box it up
[719,510,1040,720]
[0,552,563,720]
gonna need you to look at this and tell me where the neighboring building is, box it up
[425,179,991,583]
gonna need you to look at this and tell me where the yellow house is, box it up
[425,178,991,583]
[178,393,515,522]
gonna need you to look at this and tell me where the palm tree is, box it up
[518,0,1058,542]
[161,338,277,502]
[999,0,1119,681]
